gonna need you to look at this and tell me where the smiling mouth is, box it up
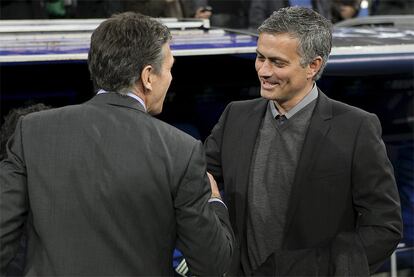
[261,79,280,90]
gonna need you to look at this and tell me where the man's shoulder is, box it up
[230,97,266,107]
[320,92,373,120]
[147,118,203,167]
[149,116,199,146]
[22,104,82,123]
[330,98,372,118]
[227,97,267,113]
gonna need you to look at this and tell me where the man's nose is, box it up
[258,60,272,77]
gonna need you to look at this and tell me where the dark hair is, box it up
[0,103,51,161]
[258,7,333,80]
[88,12,172,94]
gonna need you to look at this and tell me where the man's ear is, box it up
[307,56,323,80]
[141,65,154,92]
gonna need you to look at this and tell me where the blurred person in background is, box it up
[73,0,208,19]
[248,0,289,29]
[331,0,362,23]
[73,0,122,18]
[248,0,362,29]
[0,0,46,19]
[116,0,211,19]
[197,0,250,28]
[370,0,414,15]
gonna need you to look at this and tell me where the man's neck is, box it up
[274,82,314,114]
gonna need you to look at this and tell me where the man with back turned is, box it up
[0,12,233,275]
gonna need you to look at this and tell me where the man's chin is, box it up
[260,89,279,101]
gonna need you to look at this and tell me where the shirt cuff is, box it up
[208,197,227,209]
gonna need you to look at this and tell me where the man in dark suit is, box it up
[0,12,234,276]
[205,7,402,276]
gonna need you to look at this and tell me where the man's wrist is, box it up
[208,196,227,209]
[210,193,222,200]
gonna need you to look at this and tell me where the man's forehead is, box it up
[162,43,174,64]
[257,33,299,51]
[258,32,298,42]
[256,33,302,61]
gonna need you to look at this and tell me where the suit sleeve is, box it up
[174,141,234,276]
[351,113,403,273]
[0,118,28,273]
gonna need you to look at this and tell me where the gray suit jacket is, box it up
[205,91,402,275]
[0,92,234,276]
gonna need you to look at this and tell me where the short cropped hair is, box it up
[88,12,172,94]
[258,7,333,80]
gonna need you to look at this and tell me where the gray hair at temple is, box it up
[88,12,172,94]
[258,7,333,80]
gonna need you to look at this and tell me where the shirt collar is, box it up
[97,89,147,112]
[269,83,318,119]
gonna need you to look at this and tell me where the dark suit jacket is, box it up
[205,91,402,276]
[0,93,234,276]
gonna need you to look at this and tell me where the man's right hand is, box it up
[207,172,221,199]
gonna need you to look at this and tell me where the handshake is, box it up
[174,172,224,277]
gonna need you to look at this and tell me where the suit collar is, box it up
[88,92,147,113]
[314,89,332,120]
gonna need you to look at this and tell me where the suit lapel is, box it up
[283,91,333,240]
[235,98,268,235]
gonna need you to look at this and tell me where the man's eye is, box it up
[273,61,286,67]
